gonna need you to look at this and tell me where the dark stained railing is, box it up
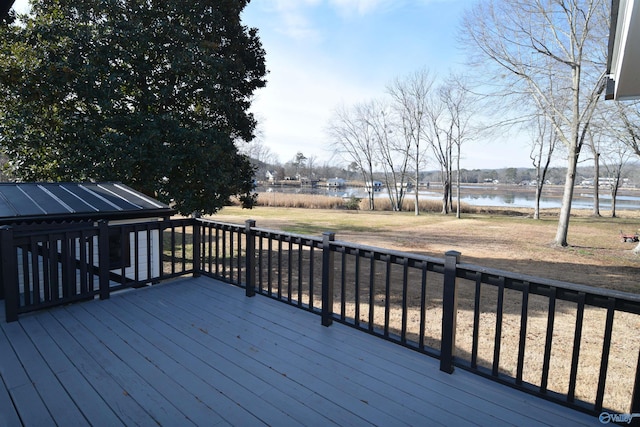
[0,218,195,320]
[449,260,640,416]
[0,222,104,318]
[196,219,640,417]
[2,217,640,417]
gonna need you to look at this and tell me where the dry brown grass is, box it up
[207,203,640,413]
[255,192,347,209]
[252,191,477,213]
[227,195,640,292]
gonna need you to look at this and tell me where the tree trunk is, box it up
[442,179,450,214]
[456,143,461,219]
[592,152,600,217]
[611,182,619,218]
[363,173,375,211]
[448,168,453,213]
[554,146,579,246]
[534,182,542,220]
[414,169,420,216]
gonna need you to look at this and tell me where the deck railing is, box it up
[2,216,640,417]
[0,218,194,320]
[193,218,640,417]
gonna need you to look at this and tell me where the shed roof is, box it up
[0,182,174,225]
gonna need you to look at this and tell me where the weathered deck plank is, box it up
[122,283,428,426]
[103,298,351,426]
[0,277,602,426]
[147,281,477,425]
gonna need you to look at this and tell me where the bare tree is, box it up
[366,101,409,211]
[387,69,435,215]
[615,102,640,156]
[601,142,632,218]
[611,102,640,252]
[461,0,608,246]
[529,114,557,220]
[235,115,278,166]
[327,103,378,210]
[440,73,477,218]
[423,92,453,214]
[305,155,317,180]
[236,136,278,166]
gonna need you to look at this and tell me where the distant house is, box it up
[265,171,278,183]
[0,182,174,292]
[396,182,413,191]
[326,177,346,188]
[365,180,383,192]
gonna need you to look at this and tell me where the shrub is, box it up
[344,196,361,210]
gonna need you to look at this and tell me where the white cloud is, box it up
[257,0,398,41]
[277,12,322,42]
[258,0,324,42]
[328,0,397,17]
[251,46,381,163]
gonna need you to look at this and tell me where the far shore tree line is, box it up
[238,147,640,194]
[238,143,640,216]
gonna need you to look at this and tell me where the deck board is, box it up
[123,282,420,426]
[150,281,470,426]
[0,276,602,426]
[116,290,353,426]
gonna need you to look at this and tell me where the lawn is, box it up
[211,205,640,293]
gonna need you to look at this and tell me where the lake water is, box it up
[262,184,640,210]
[447,191,640,210]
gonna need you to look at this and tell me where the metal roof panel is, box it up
[0,182,173,225]
[44,184,100,213]
[0,186,44,216]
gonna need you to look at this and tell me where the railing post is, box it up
[440,250,461,374]
[321,232,335,327]
[1,226,19,322]
[245,220,256,297]
[98,220,110,300]
[192,216,201,277]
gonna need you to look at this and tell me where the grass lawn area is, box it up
[210,205,640,293]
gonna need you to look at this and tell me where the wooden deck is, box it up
[0,276,600,426]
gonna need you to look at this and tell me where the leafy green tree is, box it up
[0,0,266,215]
[504,168,518,184]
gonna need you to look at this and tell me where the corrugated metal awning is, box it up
[0,182,174,225]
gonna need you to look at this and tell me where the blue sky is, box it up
[11,0,536,170]
[240,0,536,170]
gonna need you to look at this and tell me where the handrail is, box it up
[456,261,640,314]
